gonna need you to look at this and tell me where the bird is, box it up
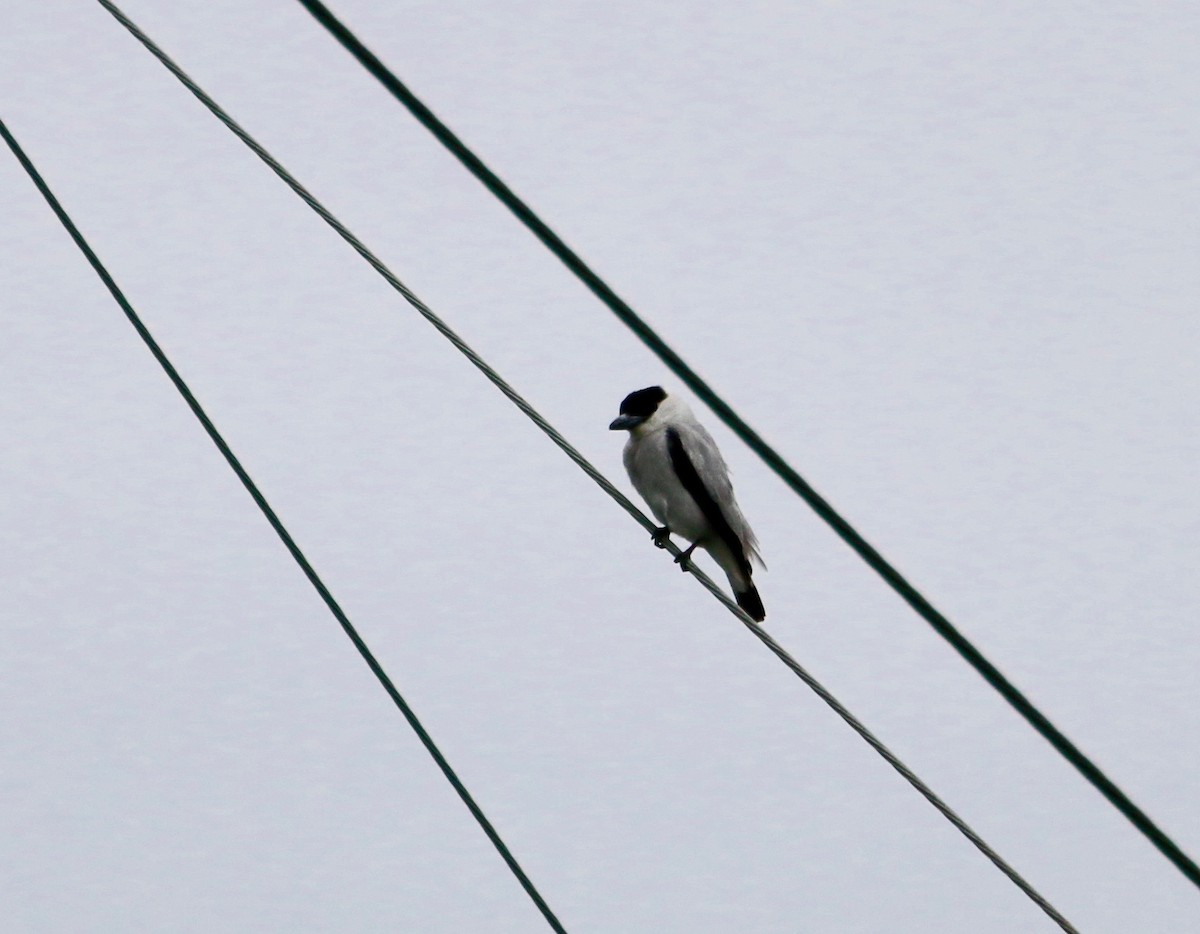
[610,386,766,622]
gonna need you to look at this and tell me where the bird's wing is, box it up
[674,422,764,568]
[666,426,753,578]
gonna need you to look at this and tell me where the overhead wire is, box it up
[0,115,569,934]
[80,3,1077,928]
[289,0,1200,891]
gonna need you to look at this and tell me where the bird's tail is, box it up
[708,538,767,623]
[734,583,766,623]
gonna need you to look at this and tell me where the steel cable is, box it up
[290,0,1200,891]
[80,4,1077,927]
[0,113,569,934]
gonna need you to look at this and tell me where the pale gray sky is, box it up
[3,2,1199,931]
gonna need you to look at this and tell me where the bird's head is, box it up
[609,386,669,433]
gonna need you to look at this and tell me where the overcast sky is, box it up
[3,2,1199,931]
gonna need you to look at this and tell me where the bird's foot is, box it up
[651,526,671,549]
[674,544,697,572]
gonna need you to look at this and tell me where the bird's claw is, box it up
[674,544,697,572]
[650,527,694,573]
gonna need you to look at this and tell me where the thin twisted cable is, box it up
[89,4,1076,928]
[288,0,1200,892]
[0,114,569,934]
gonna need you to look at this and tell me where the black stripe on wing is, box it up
[666,427,752,579]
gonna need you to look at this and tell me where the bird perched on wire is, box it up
[610,386,766,622]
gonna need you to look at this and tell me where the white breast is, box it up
[624,428,714,543]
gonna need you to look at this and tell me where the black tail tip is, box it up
[736,587,766,623]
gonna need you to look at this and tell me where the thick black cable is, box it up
[292,0,1200,890]
[0,115,568,934]
[80,5,1079,928]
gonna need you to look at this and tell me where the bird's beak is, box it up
[609,414,643,431]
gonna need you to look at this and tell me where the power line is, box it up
[290,0,1200,891]
[83,4,1077,928]
[0,115,569,934]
